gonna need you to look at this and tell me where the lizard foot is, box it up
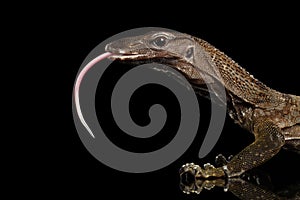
[179,163,227,194]
[179,162,226,179]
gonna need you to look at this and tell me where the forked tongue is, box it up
[74,52,113,138]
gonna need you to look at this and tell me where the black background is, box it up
[22,2,300,199]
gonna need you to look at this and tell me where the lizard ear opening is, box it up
[185,47,194,59]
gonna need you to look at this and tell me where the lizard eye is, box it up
[185,47,194,59]
[152,36,167,47]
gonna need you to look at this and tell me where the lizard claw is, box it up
[179,163,203,178]
[204,163,215,170]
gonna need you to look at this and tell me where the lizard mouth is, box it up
[105,49,179,62]
[105,42,178,61]
[107,53,146,60]
[105,42,147,60]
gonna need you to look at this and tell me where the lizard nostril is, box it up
[105,43,125,54]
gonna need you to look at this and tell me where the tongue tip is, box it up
[74,51,114,138]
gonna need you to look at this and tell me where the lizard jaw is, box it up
[108,53,150,61]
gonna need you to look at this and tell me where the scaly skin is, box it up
[105,31,300,178]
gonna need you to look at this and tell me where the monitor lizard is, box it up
[105,31,300,178]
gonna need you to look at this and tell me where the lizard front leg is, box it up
[225,120,285,177]
[182,120,286,178]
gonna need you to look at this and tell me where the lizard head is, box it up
[105,31,219,83]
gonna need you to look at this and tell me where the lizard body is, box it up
[105,31,300,177]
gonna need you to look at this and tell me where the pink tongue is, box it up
[74,52,113,138]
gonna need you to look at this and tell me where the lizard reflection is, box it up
[179,161,300,200]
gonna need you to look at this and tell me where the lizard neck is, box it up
[193,37,283,108]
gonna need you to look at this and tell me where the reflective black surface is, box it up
[40,4,300,199]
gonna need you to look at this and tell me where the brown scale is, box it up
[192,36,284,108]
